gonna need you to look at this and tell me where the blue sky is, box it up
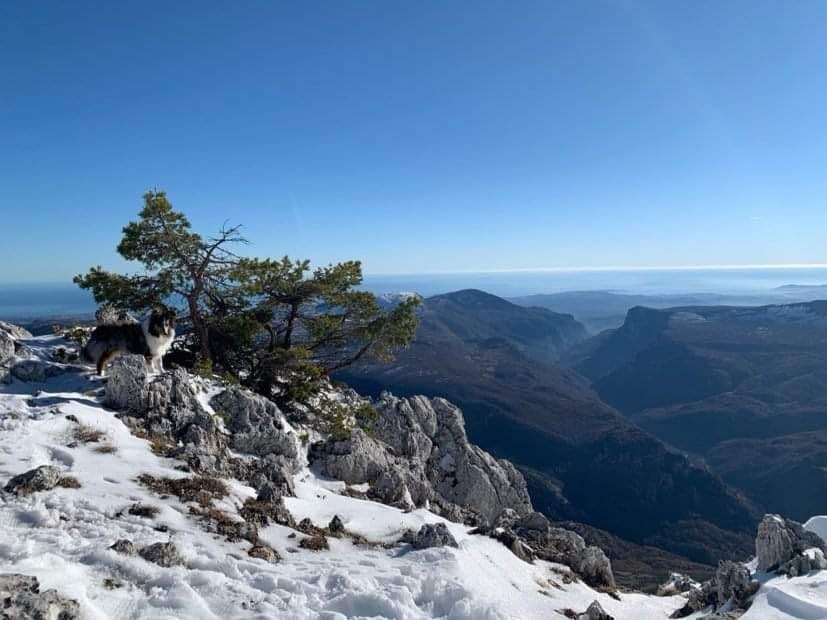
[3,1,827,282]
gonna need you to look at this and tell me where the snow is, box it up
[0,332,791,619]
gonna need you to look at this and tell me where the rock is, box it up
[109,539,137,555]
[410,523,459,550]
[656,572,699,596]
[670,581,716,618]
[247,545,280,563]
[756,513,827,572]
[328,515,345,536]
[577,600,614,620]
[4,465,62,495]
[715,560,758,608]
[138,542,184,567]
[0,321,32,340]
[513,512,615,589]
[10,360,68,383]
[778,548,827,577]
[106,356,200,419]
[299,534,329,551]
[309,393,532,526]
[0,573,79,619]
[210,386,299,463]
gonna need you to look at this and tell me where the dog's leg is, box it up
[144,355,155,374]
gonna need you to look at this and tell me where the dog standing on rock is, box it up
[82,307,176,375]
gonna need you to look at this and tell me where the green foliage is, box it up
[320,401,353,441]
[193,354,213,378]
[354,402,378,432]
[73,190,420,405]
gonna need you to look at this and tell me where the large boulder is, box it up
[106,355,200,421]
[209,386,299,466]
[0,573,79,619]
[756,514,827,572]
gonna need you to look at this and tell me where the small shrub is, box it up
[193,354,213,378]
[138,473,229,507]
[73,425,105,444]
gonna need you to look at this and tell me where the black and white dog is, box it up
[82,307,176,375]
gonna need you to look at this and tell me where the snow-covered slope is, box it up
[0,332,685,619]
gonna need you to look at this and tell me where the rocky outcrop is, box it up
[310,393,531,526]
[656,572,699,597]
[106,355,301,492]
[4,465,62,495]
[0,573,79,619]
[0,331,13,384]
[755,514,826,572]
[714,561,758,608]
[511,511,615,589]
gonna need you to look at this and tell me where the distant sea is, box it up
[2,267,827,321]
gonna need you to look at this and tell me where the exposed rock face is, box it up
[4,465,62,495]
[0,573,80,620]
[106,355,301,486]
[778,548,827,576]
[755,514,826,571]
[139,542,184,567]
[310,393,532,525]
[0,321,32,340]
[513,511,615,590]
[715,560,758,608]
[210,386,298,463]
[0,331,13,366]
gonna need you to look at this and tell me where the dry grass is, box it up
[72,425,106,444]
[128,503,160,518]
[93,444,117,454]
[137,473,229,507]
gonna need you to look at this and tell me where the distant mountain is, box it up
[338,289,758,572]
[510,288,827,333]
[572,300,827,521]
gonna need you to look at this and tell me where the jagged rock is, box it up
[328,515,345,536]
[756,514,827,571]
[0,321,32,340]
[513,512,615,589]
[309,393,532,526]
[10,359,68,383]
[0,573,80,619]
[778,548,827,576]
[577,600,614,620]
[657,572,699,596]
[715,560,758,608]
[409,523,459,550]
[106,356,200,420]
[109,539,137,555]
[210,386,299,464]
[4,465,62,495]
[248,545,280,563]
[138,542,184,567]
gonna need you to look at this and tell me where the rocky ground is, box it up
[0,320,825,618]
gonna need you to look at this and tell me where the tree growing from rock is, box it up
[74,190,420,397]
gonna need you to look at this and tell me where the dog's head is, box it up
[149,306,176,337]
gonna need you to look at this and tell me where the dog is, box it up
[82,306,176,375]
